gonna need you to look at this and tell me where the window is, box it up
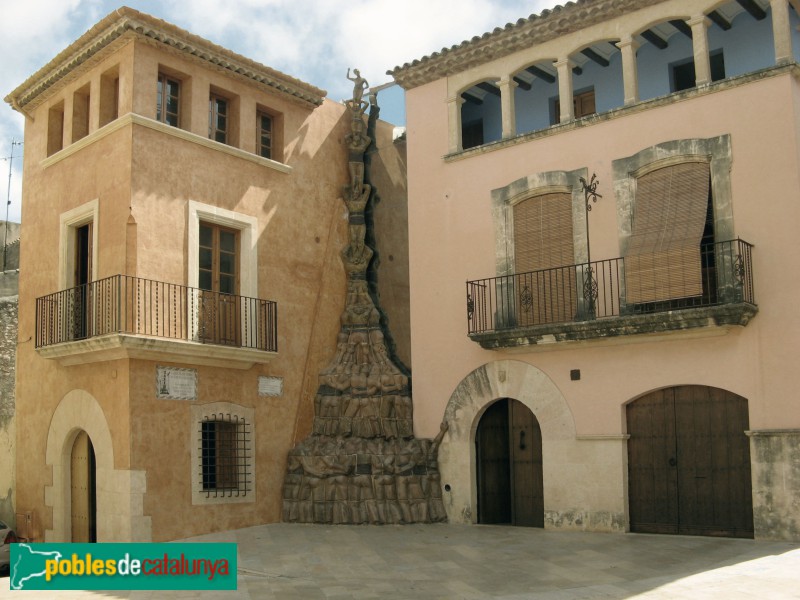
[199,223,238,295]
[462,119,484,150]
[99,66,119,127]
[47,101,65,156]
[257,111,273,159]
[625,161,711,305]
[513,193,576,324]
[554,88,596,124]
[191,402,255,504]
[156,73,180,127]
[671,51,725,92]
[72,84,90,142]
[201,416,249,494]
[209,94,228,144]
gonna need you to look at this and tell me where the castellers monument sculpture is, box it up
[282,70,448,525]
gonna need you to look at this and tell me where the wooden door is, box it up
[510,400,544,527]
[477,399,543,527]
[627,386,753,538]
[71,431,96,543]
[72,222,93,339]
[476,400,511,523]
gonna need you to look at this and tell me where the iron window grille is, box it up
[199,413,251,498]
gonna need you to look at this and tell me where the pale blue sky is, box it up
[0,1,558,222]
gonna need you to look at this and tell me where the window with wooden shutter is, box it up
[513,193,575,325]
[625,161,710,304]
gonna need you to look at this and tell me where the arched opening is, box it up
[460,79,502,149]
[70,430,97,543]
[475,398,543,526]
[626,385,753,538]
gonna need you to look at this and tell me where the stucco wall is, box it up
[14,26,411,541]
[404,53,800,538]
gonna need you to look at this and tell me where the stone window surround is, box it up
[445,0,794,153]
[613,135,735,311]
[58,199,99,291]
[492,168,589,279]
[613,135,734,255]
[191,401,256,505]
[187,199,258,298]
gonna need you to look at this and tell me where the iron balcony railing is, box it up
[36,274,278,351]
[467,239,754,335]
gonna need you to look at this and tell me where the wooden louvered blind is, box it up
[513,193,575,325]
[625,162,710,304]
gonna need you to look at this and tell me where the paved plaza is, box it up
[2,523,798,599]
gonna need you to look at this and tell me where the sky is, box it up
[0,0,560,223]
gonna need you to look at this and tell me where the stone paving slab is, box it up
[1,523,798,599]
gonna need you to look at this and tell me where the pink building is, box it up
[391,0,800,540]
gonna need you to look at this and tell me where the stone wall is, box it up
[749,430,800,541]
[0,221,20,527]
[0,296,17,527]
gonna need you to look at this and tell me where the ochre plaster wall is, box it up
[15,27,412,541]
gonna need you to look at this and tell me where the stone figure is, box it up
[347,68,369,107]
[344,182,371,214]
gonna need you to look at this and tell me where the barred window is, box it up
[191,402,255,504]
[200,414,250,497]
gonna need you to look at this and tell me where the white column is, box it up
[770,0,793,64]
[617,36,640,105]
[554,58,574,122]
[447,95,464,153]
[498,77,518,139]
[688,15,712,86]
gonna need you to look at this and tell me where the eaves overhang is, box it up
[388,0,669,90]
[5,6,327,114]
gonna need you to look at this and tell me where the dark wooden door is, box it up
[510,399,544,526]
[477,400,511,524]
[627,386,753,538]
[477,398,544,527]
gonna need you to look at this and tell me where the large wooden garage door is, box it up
[476,398,544,527]
[627,386,753,538]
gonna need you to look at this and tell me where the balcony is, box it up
[36,275,277,369]
[467,239,757,350]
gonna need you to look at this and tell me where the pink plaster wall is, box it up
[406,71,800,438]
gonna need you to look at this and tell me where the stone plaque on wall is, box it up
[156,366,197,400]
[259,376,283,397]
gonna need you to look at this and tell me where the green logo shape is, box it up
[10,542,237,590]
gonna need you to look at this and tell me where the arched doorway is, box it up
[476,398,543,526]
[626,385,753,538]
[70,431,96,542]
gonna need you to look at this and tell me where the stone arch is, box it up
[437,359,576,524]
[45,389,151,542]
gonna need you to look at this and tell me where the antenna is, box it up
[3,139,22,272]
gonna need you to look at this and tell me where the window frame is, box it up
[156,72,181,127]
[209,93,229,144]
[191,402,255,505]
[256,110,273,159]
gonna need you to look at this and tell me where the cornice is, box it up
[5,6,326,113]
[388,0,668,89]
